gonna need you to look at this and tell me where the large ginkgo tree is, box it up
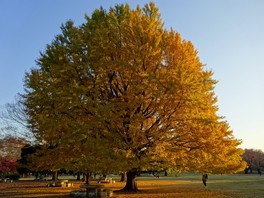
[22,2,246,191]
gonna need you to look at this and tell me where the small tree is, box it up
[0,156,17,179]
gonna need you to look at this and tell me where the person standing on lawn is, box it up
[202,173,208,188]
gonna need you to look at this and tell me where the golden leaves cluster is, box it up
[23,2,246,174]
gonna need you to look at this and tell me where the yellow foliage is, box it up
[23,2,245,174]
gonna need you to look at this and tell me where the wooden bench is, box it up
[74,184,113,197]
[97,177,115,184]
[2,178,13,183]
[47,180,73,187]
[61,180,73,187]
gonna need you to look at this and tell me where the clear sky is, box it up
[1,0,263,151]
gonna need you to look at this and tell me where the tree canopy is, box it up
[22,2,246,190]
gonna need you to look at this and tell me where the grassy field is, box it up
[0,173,263,198]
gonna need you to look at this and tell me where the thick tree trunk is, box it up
[84,172,91,184]
[77,172,81,180]
[244,167,249,174]
[120,172,126,182]
[52,171,58,181]
[121,170,138,191]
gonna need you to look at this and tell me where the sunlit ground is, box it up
[0,173,263,198]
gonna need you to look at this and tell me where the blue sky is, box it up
[1,0,264,151]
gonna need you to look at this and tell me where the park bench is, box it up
[35,175,47,181]
[61,180,74,187]
[47,179,73,187]
[70,184,113,197]
[97,177,115,184]
[0,178,13,183]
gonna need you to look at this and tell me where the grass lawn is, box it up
[0,173,263,198]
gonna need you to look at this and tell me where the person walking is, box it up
[202,173,208,188]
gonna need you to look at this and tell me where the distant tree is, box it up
[0,131,27,180]
[0,95,34,141]
[17,144,40,175]
[22,2,246,191]
[0,156,17,176]
[243,149,264,173]
[0,135,27,161]
[17,144,61,180]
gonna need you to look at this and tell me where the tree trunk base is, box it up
[120,172,126,182]
[120,170,139,192]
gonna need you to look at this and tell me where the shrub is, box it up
[4,173,20,180]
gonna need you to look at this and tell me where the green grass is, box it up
[1,173,263,197]
[207,174,264,198]
[136,173,264,198]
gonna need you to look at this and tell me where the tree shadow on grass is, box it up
[0,182,73,198]
[0,191,71,198]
